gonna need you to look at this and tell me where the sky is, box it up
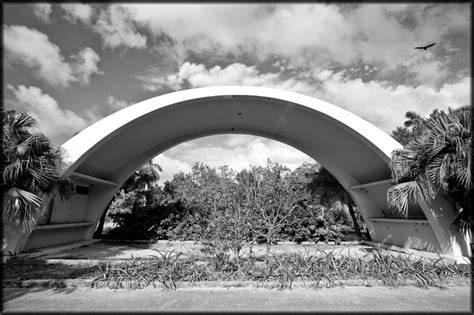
[3,3,471,184]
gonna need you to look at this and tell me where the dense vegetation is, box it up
[101,160,365,248]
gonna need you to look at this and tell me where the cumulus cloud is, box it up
[317,74,471,133]
[105,95,129,111]
[60,3,94,24]
[153,135,314,185]
[93,5,147,49]
[70,47,104,85]
[3,25,102,87]
[120,3,469,84]
[135,62,315,95]
[3,25,75,87]
[121,4,355,66]
[152,153,193,184]
[6,85,89,145]
[138,61,470,134]
[32,4,52,22]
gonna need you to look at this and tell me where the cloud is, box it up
[3,25,103,87]
[3,25,75,87]
[152,154,193,184]
[6,85,89,145]
[32,4,52,22]
[318,74,471,133]
[122,4,354,65]
[135,61,315,95]
[138,61,470,134]
[120,3,469,85]
[93,5,147,49]
[60,3,94,24]
[70,47,104,85]
[105,95,129,111]
[152,135,314,185]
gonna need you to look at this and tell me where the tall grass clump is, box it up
[91,247,470,290]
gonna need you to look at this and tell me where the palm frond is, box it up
[2,110,76,230]
[388,105,472,228]
[387,178,435,216]
[3,110,36,130]
[3,188,44,232]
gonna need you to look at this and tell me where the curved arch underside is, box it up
[15,86,470,257]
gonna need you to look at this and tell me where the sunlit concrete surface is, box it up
[3,286,471,312]
[4,86,470,257]
[25,240,471,265]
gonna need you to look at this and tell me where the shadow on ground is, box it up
[3,258,98,280]
[33,240,376,261]
[25,241,157,260]
[3,287,78,304]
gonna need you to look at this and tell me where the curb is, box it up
[3,278,470,290]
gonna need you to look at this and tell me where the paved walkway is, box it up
[3,286,471,312]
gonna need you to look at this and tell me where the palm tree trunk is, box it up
[347,199,362,239]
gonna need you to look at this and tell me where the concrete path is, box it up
[26,240,371,260]
[3,286,471,312]
[23,240,469,264]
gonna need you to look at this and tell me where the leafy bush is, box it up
[102,160,361,244]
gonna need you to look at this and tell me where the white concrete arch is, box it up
[8,86,470,257]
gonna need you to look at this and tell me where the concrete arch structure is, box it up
[5,86,470,257]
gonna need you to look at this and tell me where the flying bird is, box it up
[414,43,436,50]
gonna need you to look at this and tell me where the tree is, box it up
[391,109,442,146]
[93,160,162,238]
[1,110,74,232]
[122,160,162,193]
[388,105,472,233]
[307,167,362,238]
[239,160,308,255]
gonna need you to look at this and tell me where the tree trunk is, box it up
[93,199,114,239]
[347,199,362,239]
[93,209,107,239]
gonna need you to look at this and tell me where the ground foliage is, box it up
[88,248,470,290]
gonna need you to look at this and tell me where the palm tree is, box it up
[307,167,362,238]
[93,160,162,238]
[388,105,472,233]
[1,110,75,232]
[122,160,163,193]
[391,109,443,146]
